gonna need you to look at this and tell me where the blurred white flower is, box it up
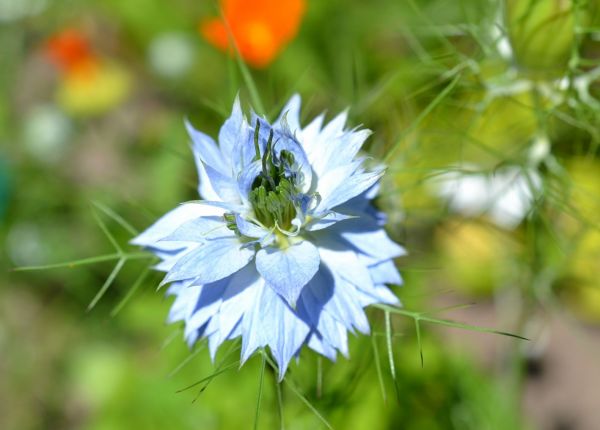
[22,104,72,164]
[436,165,542,229]
[0,0,46,22]
[148,33,195,79]
[7,223,46,266]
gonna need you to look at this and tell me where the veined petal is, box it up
[235,214,268,238]
[305,211,356,231]
[256,240,320,306]
[275,93,302,135]
[367,259,403,285]
[160,216,229,242]
[240,282,310,379]
[216,265,262,344]
[316,168,384,212]
[131,203,224,249]
[196,160,223,201]
[237,160,263,202]
[186,119,228,174]
[218,96,246,165]
[164,237,255,284]
[337,218,406,260]
[202,163,241,203]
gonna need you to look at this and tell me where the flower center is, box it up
[248,121,299,230]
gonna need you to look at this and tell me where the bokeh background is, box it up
[2,0,600,429]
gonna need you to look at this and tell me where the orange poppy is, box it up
[44,28,100,80]
[201,0,306,68]
[43,28,131,116]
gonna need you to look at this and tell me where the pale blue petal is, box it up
[235,214,268,238]
[216,265,262,343]
[314,159,363,206]
[339,220,406,260]
[319,246,373,291]
[298,112,324,155]
[312,129,371,177]
[186,119,228,173]
[240,282,268,363]
[202,163,241,202]
[160,216,228,242]
[256,241,320,306]
[237,160,263,202]
[218,96,246,164]
[259,284,310,379]
[164,237,255,284]
[196,160,223,201]
[368,260,403,285]
[131,203,224,250]
[184,280,229,340]
[167,283,200,323]
[307,333,338,361]
[305,211,356,231]
[275,94,302,135]
[316,168,384,212]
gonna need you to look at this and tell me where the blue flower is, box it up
[132,95,405,378]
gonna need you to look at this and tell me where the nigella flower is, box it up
[132,95,405,378]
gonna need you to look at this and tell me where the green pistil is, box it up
[249,178,297,229]
[249,119,298,230]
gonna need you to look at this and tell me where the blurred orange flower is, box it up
[43,28,131,116]
[44,29,99,80]
[201,0,306,68]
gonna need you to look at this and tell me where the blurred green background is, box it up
[2,0,600,429]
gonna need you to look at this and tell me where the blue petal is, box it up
[255,240,320,306]
[339,221,406,260]
[164,237,255,284]
[218,96,246,165]
[312,128,371,177]
[305,211,357,231]
[235,214,268,238]
[216,265,262,344]
[186,119,228,174]
[316,168,384,212]
[275,94,302,135]
[167,282,200,323]
[368,260,403,285]
[307,333,338,361]
[202,163,240,202]
[160,216,228,242]
[319,245,373,291]
[131,203,224,250]
[240,283,310,379]
[236,160,263,202]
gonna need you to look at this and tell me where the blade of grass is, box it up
[13,253,121,271]
[263,354,333,430]
[385,310,401,402]
[384,73,461,163]
[167,342,207,379]
[87,257,126,311]
[110,266,151,317]
[375,304,528,340]
[91,205,122,253]
[176,362,239,393]
[371,334,387,404]
[253,351,267,430]
[91,201,138,236]
[275,377,285,430]
[415,318,424,368]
